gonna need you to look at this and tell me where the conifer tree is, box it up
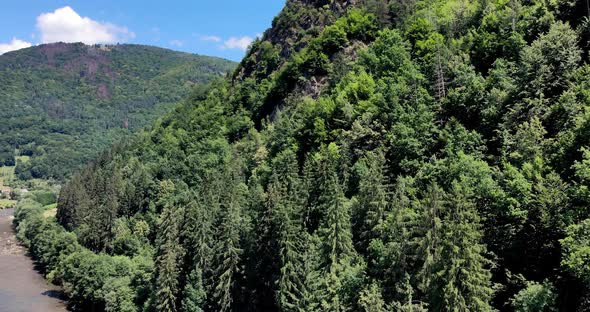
[313,144,355,267]
[391,274,428,312]
[297,235,324,312]
[244,147,307,311]
[154,191,184,312]
[428,180,493,311]
[303,144,339,234]
[181,189,216,280]
[369,176,419,303]
[156,245,181,312]
[324,176,354,267]
[181,266,206,312]
[212,171,244,312]
[56,172,89,230]
[312,144,358,311]
[248,174,282,311]
[417,183,444,293]
[275,187,307,311]
[358,283,389,312]
[264,149,308,312]
[353,149,389,254]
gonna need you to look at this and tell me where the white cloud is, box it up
[200,35,222,42]
[0,38,32,55]
[36,6,135,44]
[169,39,183,47]
[222,36,253,51]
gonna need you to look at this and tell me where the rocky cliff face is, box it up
[235,0,358,81]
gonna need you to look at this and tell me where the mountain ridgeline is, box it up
[0,43,235,180]
[13,0,590,311]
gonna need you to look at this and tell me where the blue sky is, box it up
[0,1,286,61]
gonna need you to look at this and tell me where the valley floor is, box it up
[0,209,67,312]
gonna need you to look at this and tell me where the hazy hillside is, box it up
[13,0,590,311]
[0,42,235,180]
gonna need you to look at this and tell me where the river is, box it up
[0,208,68,312]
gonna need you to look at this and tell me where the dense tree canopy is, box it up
[13,0,590,311]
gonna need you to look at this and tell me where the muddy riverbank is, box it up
[0,208,68,312]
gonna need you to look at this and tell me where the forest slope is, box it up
[14,0,590,311]
[0,43,235,180]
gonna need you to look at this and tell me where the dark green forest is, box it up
[0,43,235,180]
[13,0,590,311]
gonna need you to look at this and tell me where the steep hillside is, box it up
[0,43,235,180]
[14,0,590,311]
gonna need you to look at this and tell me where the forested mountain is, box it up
[0,43,235,180]
[13,0,590,311]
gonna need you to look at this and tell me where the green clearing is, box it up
[0,165,16,208]
[0,156,33,208]
[43,207,57,218]
[0,165,14,185]
[16,155,30,163]
[43,203,58,210]
[0,198,15,208]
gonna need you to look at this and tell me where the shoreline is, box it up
[0,208,68,312]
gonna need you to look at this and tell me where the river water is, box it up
[0,208,68,312]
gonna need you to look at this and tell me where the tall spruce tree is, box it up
[212,170,244,312]
[181,265,206,312]
[315,144,355,266]
[353,149,390,254]
[417,183,444,294]
[56,172,89,231]
[428,179,493,311]
[153,182,184,312]
[358,283,389,312]
[249,174,282,312]
[369,176,420,303]
[276,186,307,310]
[180,189,216,285]
[313,144,359,312]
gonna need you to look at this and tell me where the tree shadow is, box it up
[42,289,67,301]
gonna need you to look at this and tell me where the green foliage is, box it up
[352,149,389,253]
[358,283,389,312]
[153,189,184,312]
[425,180,493,311]
[13,0,590,311]
[269,151,307,311]
[519,21,581,99]
[181,266,206,312]
[31,189,57,206]
[360,29,417,79]
[212,171,245,312]
[0,143,15,166]
[561,219,590,285]
[0,43,235,181]
[103,277,138,312]
[511,281,557,312]
[317,144,355,266]
[13,192,153,312]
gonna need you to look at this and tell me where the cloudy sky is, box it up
[0,1,285,61]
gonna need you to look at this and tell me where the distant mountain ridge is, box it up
[0,42,236,180]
